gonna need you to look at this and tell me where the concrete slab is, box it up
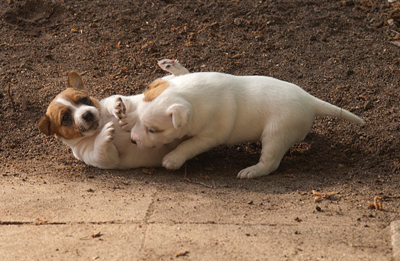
[0,224,144,261]
[0,221,389,261]
[148,189,357,225]
[143,223,389,260]
[392,220,400,261]
[0,182,155,223]
[0,178,394,260]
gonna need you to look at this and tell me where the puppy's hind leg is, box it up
[158,59,189,76]
[237,133,294,179]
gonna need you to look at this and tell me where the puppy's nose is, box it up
[131,139,137,145]
[82,111,94,122]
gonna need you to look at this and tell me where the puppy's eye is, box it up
[61,114,71,125]
[80,97,91,105]
[146,127,159,134]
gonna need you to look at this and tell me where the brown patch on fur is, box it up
[68,71,85,89]
[38,115,53,136]
[41,99,83,139]
[60,88,101,110]
[143,79,169,102]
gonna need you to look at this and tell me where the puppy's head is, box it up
[131,81,191,148]
[38,72,102,140]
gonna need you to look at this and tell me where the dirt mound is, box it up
[3,0,64,30]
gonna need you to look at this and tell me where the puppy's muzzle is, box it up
[82,111,94,122]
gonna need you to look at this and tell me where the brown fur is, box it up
[39,100,83,139]
[144,79,169,102]
[55,88,101,110]
[68,71,85,89]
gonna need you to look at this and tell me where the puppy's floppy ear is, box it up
[68,71,85,89]
[167,103,191,129]
[38,115,54,136]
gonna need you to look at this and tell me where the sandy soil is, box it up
[1,0,399,260]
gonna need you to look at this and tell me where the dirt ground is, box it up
[1,0,400,260]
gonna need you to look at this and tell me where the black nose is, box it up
[82,111,94,122]
[131,139,137,145]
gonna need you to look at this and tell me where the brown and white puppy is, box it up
[38,71,175,169]
[131,68,365,178]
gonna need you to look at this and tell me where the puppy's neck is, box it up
[60,127,100,147]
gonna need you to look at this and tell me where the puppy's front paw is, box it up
[119,111,137,132]
[162,152,186,170]
[118,117,131,132]
[104,122,115,142]
[113,97,126,120]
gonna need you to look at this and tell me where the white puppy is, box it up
[130,64,365,178]
[38,71,179,169]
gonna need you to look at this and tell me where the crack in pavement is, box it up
[0,220,134,226]
[0,220,300,226]
[139,190,158,254]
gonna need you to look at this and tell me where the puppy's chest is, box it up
[112,129,131,147]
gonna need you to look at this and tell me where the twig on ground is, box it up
[312,190,336,202]
[383,195,400,200]
[210,31,226,40]
[184,178,215,189]
[0,43,26,47]
[283,174,295,178]
[391,29,400,35]
[80,231,102,240]
[183,163,215,188]
[175,250,189,257]
[142,167,156,175]
[90,231,102,238]
[8,83,16,112]
[227,52,244,59]
[198,22,218,34]
[367,196,383,210]
[184,32,195,47]
[34,218,49,225]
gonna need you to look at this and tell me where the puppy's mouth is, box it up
[133,140,159,150]
[135,142,154,149]
[79,120,100,135]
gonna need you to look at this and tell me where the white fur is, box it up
[131,72,364,178]
[59,94,174,169]
[43,60,189,169]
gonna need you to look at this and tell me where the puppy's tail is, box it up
[314,99,365,124]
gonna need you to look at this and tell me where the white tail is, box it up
[315,99,365,124]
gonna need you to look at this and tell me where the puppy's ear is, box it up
[38,115,55,136]
[167,104,190,129]
[68,71,85,89]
